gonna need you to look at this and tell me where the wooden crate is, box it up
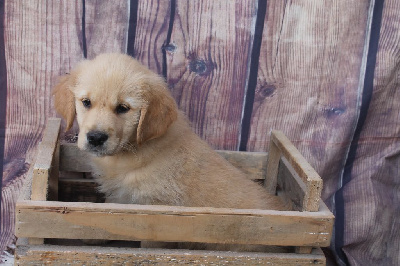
[15,118,334,265]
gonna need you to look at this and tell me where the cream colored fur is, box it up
[53,53,288,251]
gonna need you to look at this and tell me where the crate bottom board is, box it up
[16,239,326,265]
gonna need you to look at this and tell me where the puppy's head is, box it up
[53,53,178,156]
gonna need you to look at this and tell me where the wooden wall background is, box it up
[0,0,399,265]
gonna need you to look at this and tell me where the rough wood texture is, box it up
[271,131,322,212]
[134,0,171,74]
[265,137,282,193]
[1,0,83,253]
[277,158,306,212]
[247,0,370,203]
[167,0,257,150]
[59,143,268,180]
[31,118,60,201]
[15,240,326,265]
[16,200,333,247]
[84,0,129,58]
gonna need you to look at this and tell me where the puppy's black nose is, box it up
[87,131,108,147]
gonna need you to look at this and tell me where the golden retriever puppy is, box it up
[53,53,288,251]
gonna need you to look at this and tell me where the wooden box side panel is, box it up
[15,241,326,265]
[59,143,269,181]
[266,131,323,212]
[16,200,333,247]
[31,118,61,201]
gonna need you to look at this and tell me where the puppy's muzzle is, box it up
[87,131,109,147]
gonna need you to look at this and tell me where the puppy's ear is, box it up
[137,79,178,145]
[52,73,77,130]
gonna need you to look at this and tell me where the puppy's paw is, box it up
[82,239,110,245]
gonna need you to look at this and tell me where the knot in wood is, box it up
[324,107,345,118]
[163,43,176,53]
[189,59,212,76]
[255,85,276,101]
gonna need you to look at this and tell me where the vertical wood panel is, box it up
[85,0,130,58]
[343,0,400,264]
[133,0,171,74]
[247,0,370,201]
[1,0,83,252]
[166,0,258,150]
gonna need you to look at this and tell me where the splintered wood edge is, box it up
[31,118,61,201]
[16,200,334,247]
[15,240,326,265]
[271,131,323,206]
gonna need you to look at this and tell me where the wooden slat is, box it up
[271,131,322,212]
[84,0,129,58]
[15,240,326,265]
[277,158,306,212]
[246,0,370,202]
[167,0,257,150]
[265,139,282,193]
[16,200,333,247]
[31,118,61,201]
[134,0,170,74]
[59,143,268,180]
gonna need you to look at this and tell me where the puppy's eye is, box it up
[82,99,91,108]
[116,104,130,114]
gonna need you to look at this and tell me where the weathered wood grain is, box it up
[265,136,282,193]
[134,0,171,74]
[16,200,333,247]
[166,0,258,150]
[31,118,60,201]
[84,0,129,58]
[272,131,322,211]
[341,0,400,265]
[247,0,370,202]
[277,158,306,212]
[15,240,326,265]
[1,0,83,253]
[59,142,269,180]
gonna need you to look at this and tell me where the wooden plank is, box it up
[16,200,333,247]
[265,139,282,193]
[15,242,326,265]
[84,0,129,58]
[59,143,268,180]
[2,0,83,252]
[272,131,322,211]
[277,158,306,212]
[31,118,61,201]
[134,0,171,74]
[167,0,258,150]
[247,0,370,202]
